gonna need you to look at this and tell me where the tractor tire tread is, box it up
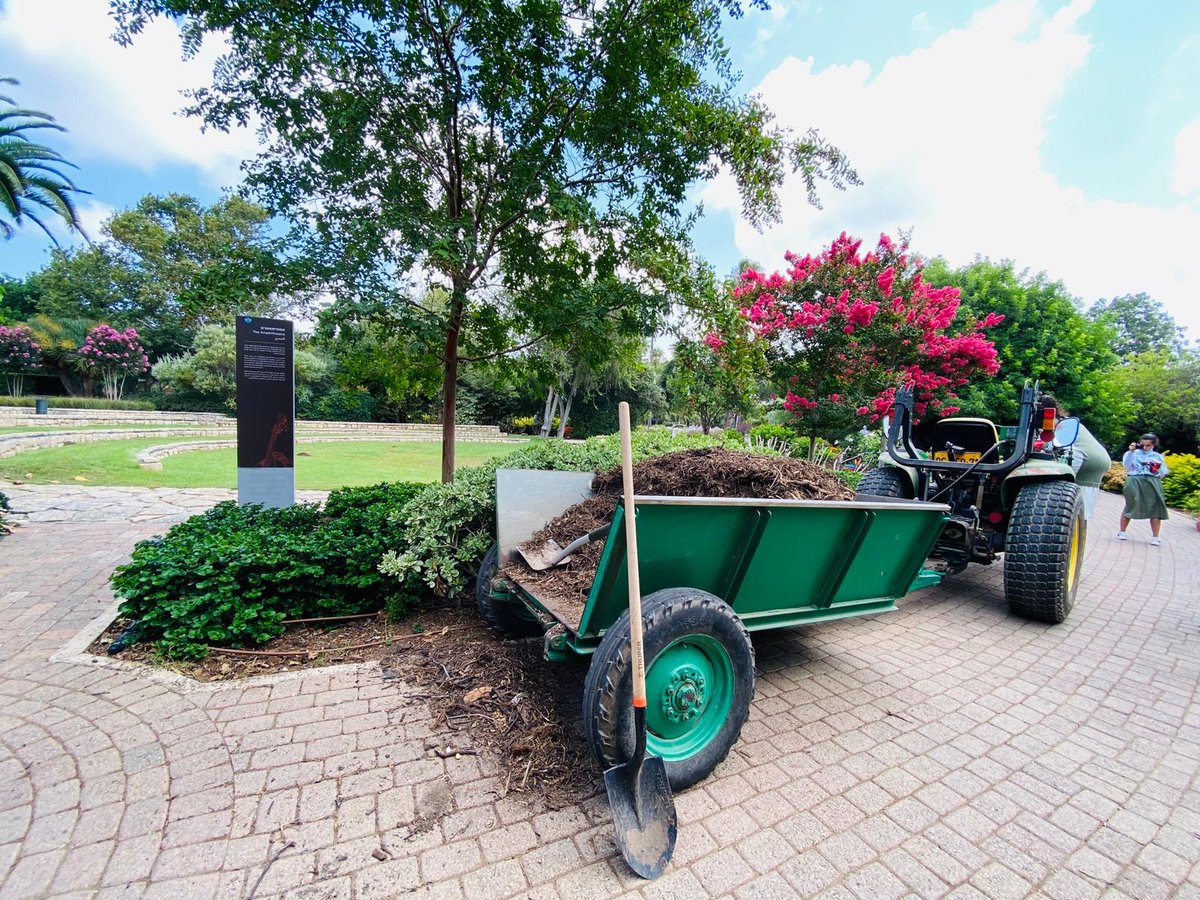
[475,543,541,637]
[1003,481,1084,624]
[855,466,912,499]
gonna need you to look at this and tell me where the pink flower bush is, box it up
[0,325,42,398]
[715,232,1002,441]
[78,325,150,401]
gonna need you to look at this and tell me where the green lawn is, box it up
[0,438,530,489]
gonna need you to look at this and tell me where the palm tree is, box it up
[0,77,86,243]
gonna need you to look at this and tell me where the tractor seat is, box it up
[930,417,1001,464]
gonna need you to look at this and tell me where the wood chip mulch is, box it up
[504,447,855,614]
[92,607,601,805]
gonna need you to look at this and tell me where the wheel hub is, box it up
[661,667,706,723]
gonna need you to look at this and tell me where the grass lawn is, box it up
[0,438,531,489]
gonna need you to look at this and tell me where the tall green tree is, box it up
[1110,350,1200,454]
[114,0,859,481]
[665,337,752,433]
[927,258,1127,444]
[34,193,304,356]
[0,77,86,243]
[1087,293,1185,357]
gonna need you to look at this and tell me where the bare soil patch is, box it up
[505,447,855,614]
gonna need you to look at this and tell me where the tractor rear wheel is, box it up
[475,543,542,637]
[1003,481,1085,624]
[582,587,755,792]
[855,466,913,499]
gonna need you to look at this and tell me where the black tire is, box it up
[475,543,542,637]
[1003,481,1085,624]
[582,587,755,791]
[855,466,913,499]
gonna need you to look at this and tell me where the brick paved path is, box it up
[0,485,1198,898]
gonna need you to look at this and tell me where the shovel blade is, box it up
[604,754,677,879]
[515,539,566,571]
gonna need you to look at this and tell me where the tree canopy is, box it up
[32,193,302,356]
[926,258,1125,442]
[113,0,859,480]
[1087,293,1186,357]
[0,77,86,244]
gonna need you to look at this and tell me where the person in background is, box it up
[1117,433,1170,545]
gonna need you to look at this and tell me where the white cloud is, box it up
[1171,118,1200,199]
[703,0,1200,342]
[0,0,257,188]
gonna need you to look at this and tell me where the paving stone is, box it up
[1,486,1198,898]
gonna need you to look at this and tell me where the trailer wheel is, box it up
[1003,481,1085,624]
[475,543,541,637]
[583,587,754,791]
[855,466,912,499]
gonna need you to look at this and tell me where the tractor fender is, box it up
[1001,461,1075,510]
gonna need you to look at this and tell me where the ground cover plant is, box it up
[0,438,528,488]
[110,482,423,658]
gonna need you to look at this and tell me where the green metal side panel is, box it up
[569,497,949,646]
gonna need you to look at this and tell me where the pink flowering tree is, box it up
[0,325,42,398]
[77,325,150,401]
[711,232,1003,459]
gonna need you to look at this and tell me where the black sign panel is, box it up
[236,317,294,469]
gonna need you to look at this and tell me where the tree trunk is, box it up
[808,433,818,463]
[539,387,557,439]
[440,288,466,483]
[556,382,578,438]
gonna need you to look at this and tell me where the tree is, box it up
[0,275,41,323]
[1110,350,1200,455]
[0,77,86,243]
[154,324,330,411]
[666,338,752,433]
[34,193,304,356]
[711,233,1001,458]
[22,314,96,396]
[77,324,150,401]
[926,258,1122,438]
[1087,293,1185,357]
[114,0,859,481]
[0,324,41,397]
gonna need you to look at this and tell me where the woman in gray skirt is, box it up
[1117,433,1170,545]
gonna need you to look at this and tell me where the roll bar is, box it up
[884,381,1039,476]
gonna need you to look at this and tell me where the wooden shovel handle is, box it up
[618,402,647,708]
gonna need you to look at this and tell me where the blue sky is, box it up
[2,0,1199,340]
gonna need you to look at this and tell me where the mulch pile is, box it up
[380,620,597,806]
[505,448,854,617]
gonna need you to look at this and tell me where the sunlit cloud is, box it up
[703,0,1200,341]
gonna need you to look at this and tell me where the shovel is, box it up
[515,525,611,571]
[603,401,677,880]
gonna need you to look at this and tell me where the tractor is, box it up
[855,382,1111,623]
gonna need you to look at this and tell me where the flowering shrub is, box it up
[710,232,1002,451]
[77,324,150,401]
[1162,453,1200,509]
[0,325,42,397]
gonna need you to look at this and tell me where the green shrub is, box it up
[1100,462,1126,493]
[1163,453,1200,508]
[111,481,422,658]
[1,396,156,411]
[381,427,759,599]
[0,489,9,531]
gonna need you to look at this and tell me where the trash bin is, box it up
[34,398,49,415]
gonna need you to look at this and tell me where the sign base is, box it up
[238,467,295,509]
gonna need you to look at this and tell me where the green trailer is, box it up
[477,471,952,790]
